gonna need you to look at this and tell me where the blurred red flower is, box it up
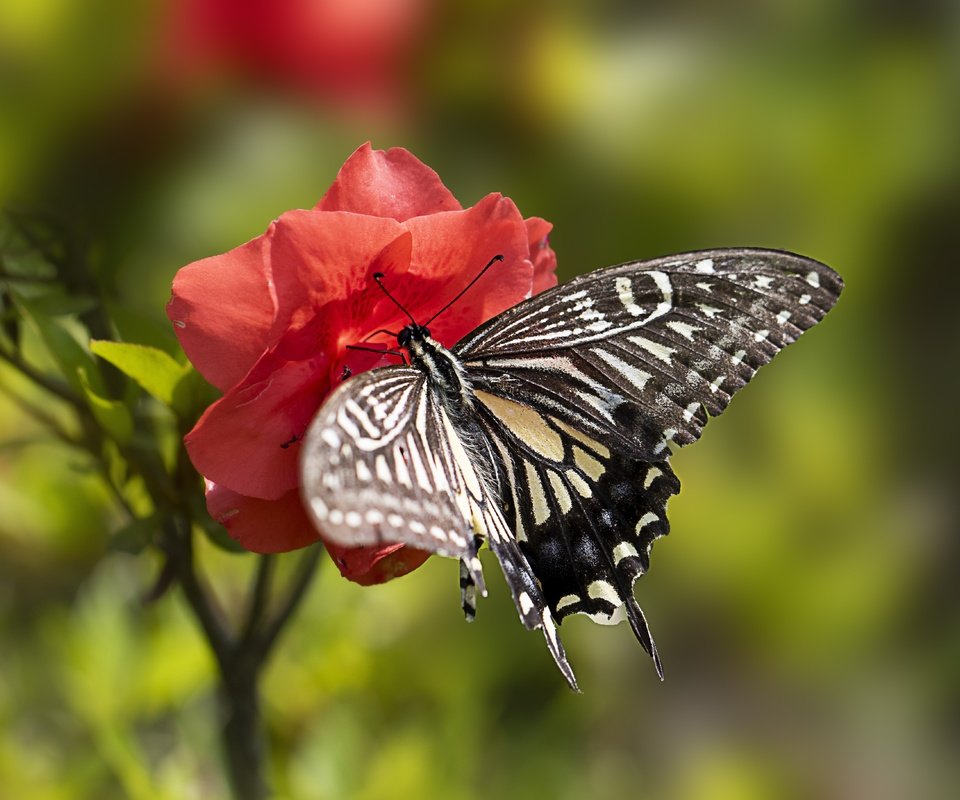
[160,0,432,111]
[168,143,557,583]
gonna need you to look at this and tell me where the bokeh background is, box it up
[1,1,958,798]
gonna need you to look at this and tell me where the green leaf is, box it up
[11,289,104,396]
[78,367,133,445]
[90,340,189,407]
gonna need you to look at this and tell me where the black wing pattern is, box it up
[454,248,842,680]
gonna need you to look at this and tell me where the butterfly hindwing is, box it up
[473,388,680,674]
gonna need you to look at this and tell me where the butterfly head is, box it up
[397,324,431,349]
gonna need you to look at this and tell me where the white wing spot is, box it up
[355,461,372,482]
[320,429,340,448]
[753,275,774,290]
[525,461,551,526]
[754,329,770,343]
[387,513,404,527]
[519,591,535,615]
[635,512,658,532]
[697,304,723,319]
[329,509,344,525]
[365,509,384,524]
[591,347,652,390]
[547,470,573,515]
[375,455,392,484]
[682,402,700,423]
[565,469,592,497]
[709,375,725,393]
[541,609,560,650]
[393,447,412,488]
[799,294,811,305]
[614,276,643,316]
[587,580,621,606]
[556,594,579,611]
[643,467,662,489]
[613,541,640,565]
[696,282,714,292]
[628,336,675,364]
[345,511,362,528]
[309,497,328,519]
[409,520,426,535]
[805,271,821,288]
[666,320,701,341]
[776,310,792,325]
[731,349,746,366]
[695,258,715,274]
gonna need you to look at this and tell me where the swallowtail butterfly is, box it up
[300,248,843,689]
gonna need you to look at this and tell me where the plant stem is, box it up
[161,519,321,800]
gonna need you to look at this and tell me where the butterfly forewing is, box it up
[301,367,487,563]
[457,249,842,458]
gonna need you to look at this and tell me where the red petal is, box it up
[267,210,407,341]
[323,539,431,585]
[526,217,559,294]
[398,193,535,346]
[184,354,327,500]
[315,143,462,221]
[167,235,275,391]
[206,483,320,553]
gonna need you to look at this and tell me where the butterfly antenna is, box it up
[373,272,417,326]
[425,254,504,326]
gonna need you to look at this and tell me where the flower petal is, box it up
[267,210,407,341]
[206,483,320,553]
[526,216,559,294]
[185,354,327,500]
[323,540,431,585]
[397,193,535,347]
[315,143,462,221]
[167,236,275,391]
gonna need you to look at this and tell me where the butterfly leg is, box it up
[459,536,487,621]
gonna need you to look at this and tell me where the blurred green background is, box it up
[1,1,958,798]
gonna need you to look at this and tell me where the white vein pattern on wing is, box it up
[338,380,418,452]
[458,271,674,354]
[476,356,622,423]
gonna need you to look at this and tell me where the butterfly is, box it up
[299,248,843,690]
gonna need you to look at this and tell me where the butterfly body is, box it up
[398,324,476,417]
[300,248,843,689]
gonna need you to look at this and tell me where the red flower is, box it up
[159,0,431,111]
[168,143,557,584]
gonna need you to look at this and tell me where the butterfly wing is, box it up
[473,390,680,675]
[457,248,842,675]
[300,365,579,687]
[457,248,843,459]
